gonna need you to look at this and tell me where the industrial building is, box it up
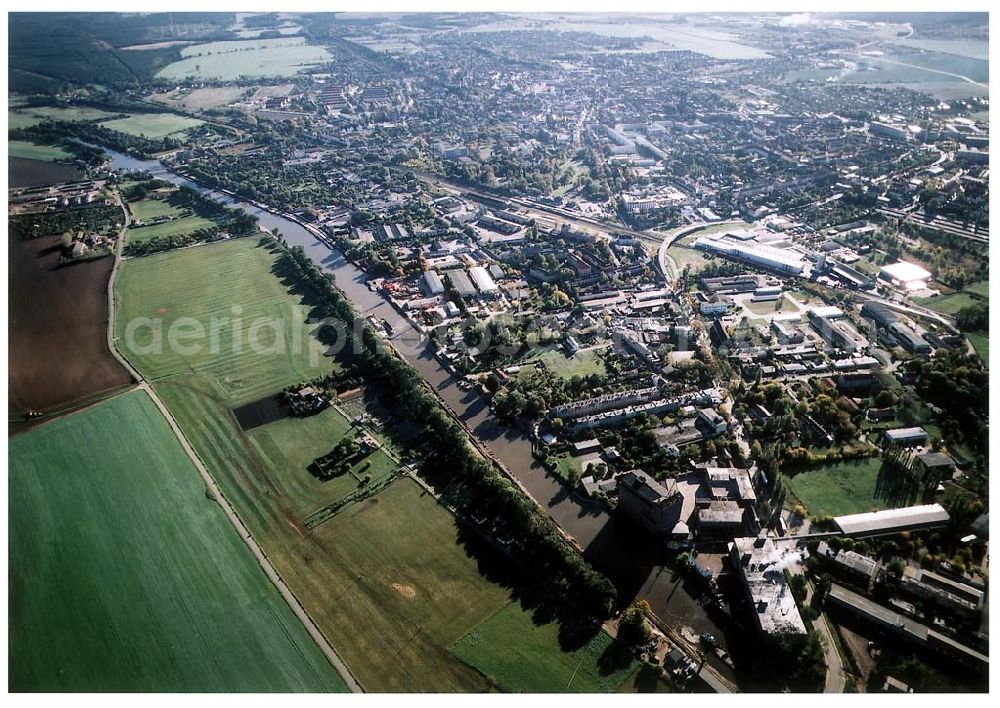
[729,536,807,636]
[421,270,444,296]
[826,584,987,669]
[883,427,929,447]
[878,261,932,291]
[616,470,686,539]
[447,269,477,297]
[833,503,949,537]
[694,235,808,276]
[468,265,499,294]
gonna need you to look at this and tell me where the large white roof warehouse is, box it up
[694,236,807,275]
[879,261,932,290]
[835,503,949,536]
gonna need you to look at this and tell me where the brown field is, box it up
[9,156,83,188]
[8,233,132,424]
[149,86,247,111]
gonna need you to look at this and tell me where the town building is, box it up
[616,470,686,540]
[729,536,807,636]
[834,503,949,537]
[883,427,928,447]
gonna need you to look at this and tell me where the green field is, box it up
[451,601,636,692]
[248,404,399,518]
[126,191,225,244]
[916,291,983,315]
[25,105,127,123]
[116,238,327,395]
[279,478,514,691]
[665,244,710,271]
[100,113,204,139]
[8,109,43,129]
[967,331,988,366]
[8,390,346,692]
[786,457,898,518]
[8,140,72,162]
[525,347,607,381]
[117,238,519,690]
[127,214,220,243]
[156,37,332,80]
[964,280,989,299]
[129,195,185,222]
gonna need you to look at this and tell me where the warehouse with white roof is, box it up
[879,261,932,291]
[695,236,808,276]
[468,265,498,294]
[834,503,949,536]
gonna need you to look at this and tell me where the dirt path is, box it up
[105,195,363,692]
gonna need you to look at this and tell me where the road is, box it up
[816,613,847,693]
[800,573,845,693]
[105,194,364,693]
[656,220,745,282]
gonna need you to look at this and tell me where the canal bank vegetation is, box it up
[279,242,620,620]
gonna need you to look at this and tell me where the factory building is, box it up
[878,261,932,291]
[883,427,929,447]
[447,269,477,298]
[617,470,686,539]
[729,536,807,636]
[695,236,807,276]
[833,503,948,537]
[468,266,499,294]
[421,270,444,296]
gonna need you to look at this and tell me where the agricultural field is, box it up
[22,105,127,123]
[9,390,347,692]
[785,457,905,518]
[8,156,83,188]
[967,332,989,366]
[8,109,43,129]
[891,38,989,61]
[450,601,636,693]
[276,478,515,691]
[785,50,988,99]
[964,280,989,299]
[155,37,332,80]
[150,86,248,111]
[125,195,221,244]
[115,237,328,393]
[916,291,982,315]
[116,237,550,690]
[8,140,73,162]
[100,113,204,139]
[128,215,220,243]
[9,231,130,422]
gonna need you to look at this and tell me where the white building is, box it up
[695,236,807,276]
[878,261,932,291]
[729,536,807,636]
[468,265,499,294]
